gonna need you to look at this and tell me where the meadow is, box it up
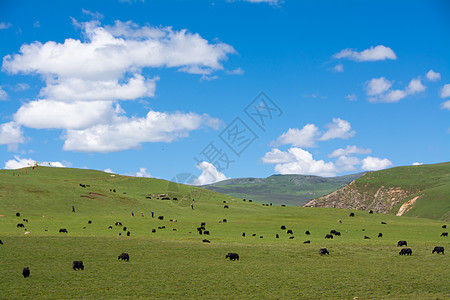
[0,167,448,299]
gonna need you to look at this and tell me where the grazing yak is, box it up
[364,236,370,239]
[123,227,127,231]
[23,219,28,223]
[115,222,122,226]
[397,240,407,247]
[378,233,383,238]
[225,253,239,261]
[118,253,130,261]
[242,232,246,237]
[224,205,229,209]
[369,210,374,214]
[88,220,92,224]
[432,246,444,254]
[108,226,113,229]
[203,230,210,235]
[349,212,355,217]
[286,229,293,234]
[319,248,329,255]
[22,267,30,278]
[16,212,20,217]
[325,234,333,239]
[59,228,68,233]
[303,240,310,244]
[441,232,448,237]
[17,223,25,228]
[276,234,279,238]
[289,236,294,239]
[305,230,311,235]
[443,225,447,229]
[72,261,85,270]
[381,222,387,225]
[202,239,211,243]
[158,216,164,220]
[281,225,286,230]
[152,229,156,233]
[126,231,131,236]
[223,219,227,223]
[0,240,3,245]
[201,222,206,227]
[399,248,412,256]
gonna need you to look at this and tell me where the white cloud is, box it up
[0,86,8,100]
[345,94,357,101]
[273,124,320,148]
[329,145,371,158]
[226,67,244,75]
[333,64,344,72]
[335,155,361,172]
[14,100,117,130]
[0,122,25,151]
[193,161,228,185]
[367,77,426,103]
[319,118,355,141]
[441,100,450,110]
[15,83,30,91]
[62,111,220,152]
[334,45,396,62]
[441,84,450,98]
[406,78,426,94]
[4,155,68,169]
[40,74,158,102]
[0,22,12,30]
[412,162,423,166]
[361,156,392,171]
[426,69,440,82]
[366,77,392,96]
[134,167,152,178]
[104,168,114,173]
[262,147,338,177]
[2,20,233,152]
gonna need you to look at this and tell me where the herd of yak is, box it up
[3,184,448,279]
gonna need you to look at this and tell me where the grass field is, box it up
[0,167,449,299]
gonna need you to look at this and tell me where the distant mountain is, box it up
[304,162,450,221]
[202,173,365,206]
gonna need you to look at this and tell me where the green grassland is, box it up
[0,167,449,299]
[203,173,364,206]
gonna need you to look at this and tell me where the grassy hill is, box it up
[305,162,450,221]
[202,173,364,206]
[0,166,449,299]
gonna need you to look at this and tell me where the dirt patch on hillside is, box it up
[396,195,422,216]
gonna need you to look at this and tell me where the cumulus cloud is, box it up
[441,100,450,110]
[0,22,12,30]
[193,161,228,185]
[2,20,233,152]
[273,118,354,148]
[334,45,396,62]
[62,111,220,152]
[333,64,344,72]
[262,148,338,177]
[426,69,440,82]
[319,118,355,141]
[104,168,114,173]
[273,124,320,148]
[329,145,371,158]
[366,77,392,96]
[134,167,152,178]
[367,77,426,103]
[412,162,423,166]
[4,155,68,169]
[0,86,8,100]
[335,155,361,172]
[0,122,25,151]
[441,84,450,98]
[361,156,392,171]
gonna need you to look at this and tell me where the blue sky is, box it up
[1,0,449,184]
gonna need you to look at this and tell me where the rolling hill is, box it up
[304,162,450,221]
[0,166,449,299]
[202,173,364,206]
